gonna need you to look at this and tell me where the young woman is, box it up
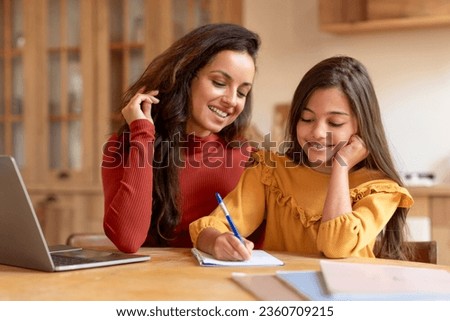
[102,23,261,253]
[189,55,414,261]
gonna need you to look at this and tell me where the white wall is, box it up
[243,0,450,183]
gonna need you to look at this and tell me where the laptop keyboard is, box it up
[51,254,98,266]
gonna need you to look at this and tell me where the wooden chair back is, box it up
[404,241,437,264]
[375,240,437,264]
[66,233,115,249]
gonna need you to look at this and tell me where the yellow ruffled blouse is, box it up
[189,150,414,258]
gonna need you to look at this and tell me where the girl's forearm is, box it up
[322,163,352,221]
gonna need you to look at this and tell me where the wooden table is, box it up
[1,248,449,301]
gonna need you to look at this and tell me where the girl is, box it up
[102,23,261,252]
[189,55,414,261]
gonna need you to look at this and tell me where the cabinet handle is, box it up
[58,171,70,180]
[46,194,58,203]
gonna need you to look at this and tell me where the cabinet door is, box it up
[36,0,96,186]
[0,0,97,186]
[0,0,27,170]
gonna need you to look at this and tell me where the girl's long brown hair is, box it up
[285,56,412,260]
[115,23,260,245]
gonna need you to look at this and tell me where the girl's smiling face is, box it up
[296,87,358,173]
[187,50,255,137]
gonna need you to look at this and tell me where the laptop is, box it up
[0,155,150,272]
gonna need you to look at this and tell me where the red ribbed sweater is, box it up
[101,119,254,253]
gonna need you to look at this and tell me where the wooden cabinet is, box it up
[1,0,242,245]
[408,186,450,265]
[1,0,33,176]
[318,0,450,33]
[30,190,104,245]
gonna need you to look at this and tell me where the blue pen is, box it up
[215,192,244,244]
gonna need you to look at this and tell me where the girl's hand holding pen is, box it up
[212,232,254,261]
[121,88,160,125]
[196,227,254,261]
[211,192,253,261]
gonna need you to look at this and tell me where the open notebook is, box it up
[0,155,150,272]
[191,248,284,267]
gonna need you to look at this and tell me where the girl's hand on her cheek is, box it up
[336,134,369,169]
[121,88,159,125]
[212,233,254,261]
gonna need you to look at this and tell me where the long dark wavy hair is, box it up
[115,23,260,245]
[285,55,412,260]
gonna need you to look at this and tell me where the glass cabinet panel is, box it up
[48,53,61,115]
[67,0,80,47]
[0,60,3,118]
[109,0,124,43]
[0,3,3,49]
[173,0,211,39]
[129,48,143,85]
[12,57,24,115]
[0,124,3,154]
[129,0,145,42]
[12,0,24,49]
[12,122,24,163]
[48,0,61,47]
[12,56,24,165]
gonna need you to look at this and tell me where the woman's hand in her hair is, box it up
[335,134,369,170]
[121,88,159,125]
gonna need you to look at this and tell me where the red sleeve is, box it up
[101,119,155,253]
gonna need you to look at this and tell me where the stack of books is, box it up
[232,260,450,301]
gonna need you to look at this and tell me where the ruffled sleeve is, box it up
[350,180,413,208]
[317,179,414,258]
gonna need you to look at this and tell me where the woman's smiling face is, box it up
[296,87,358,173]
[187,50,256,137]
